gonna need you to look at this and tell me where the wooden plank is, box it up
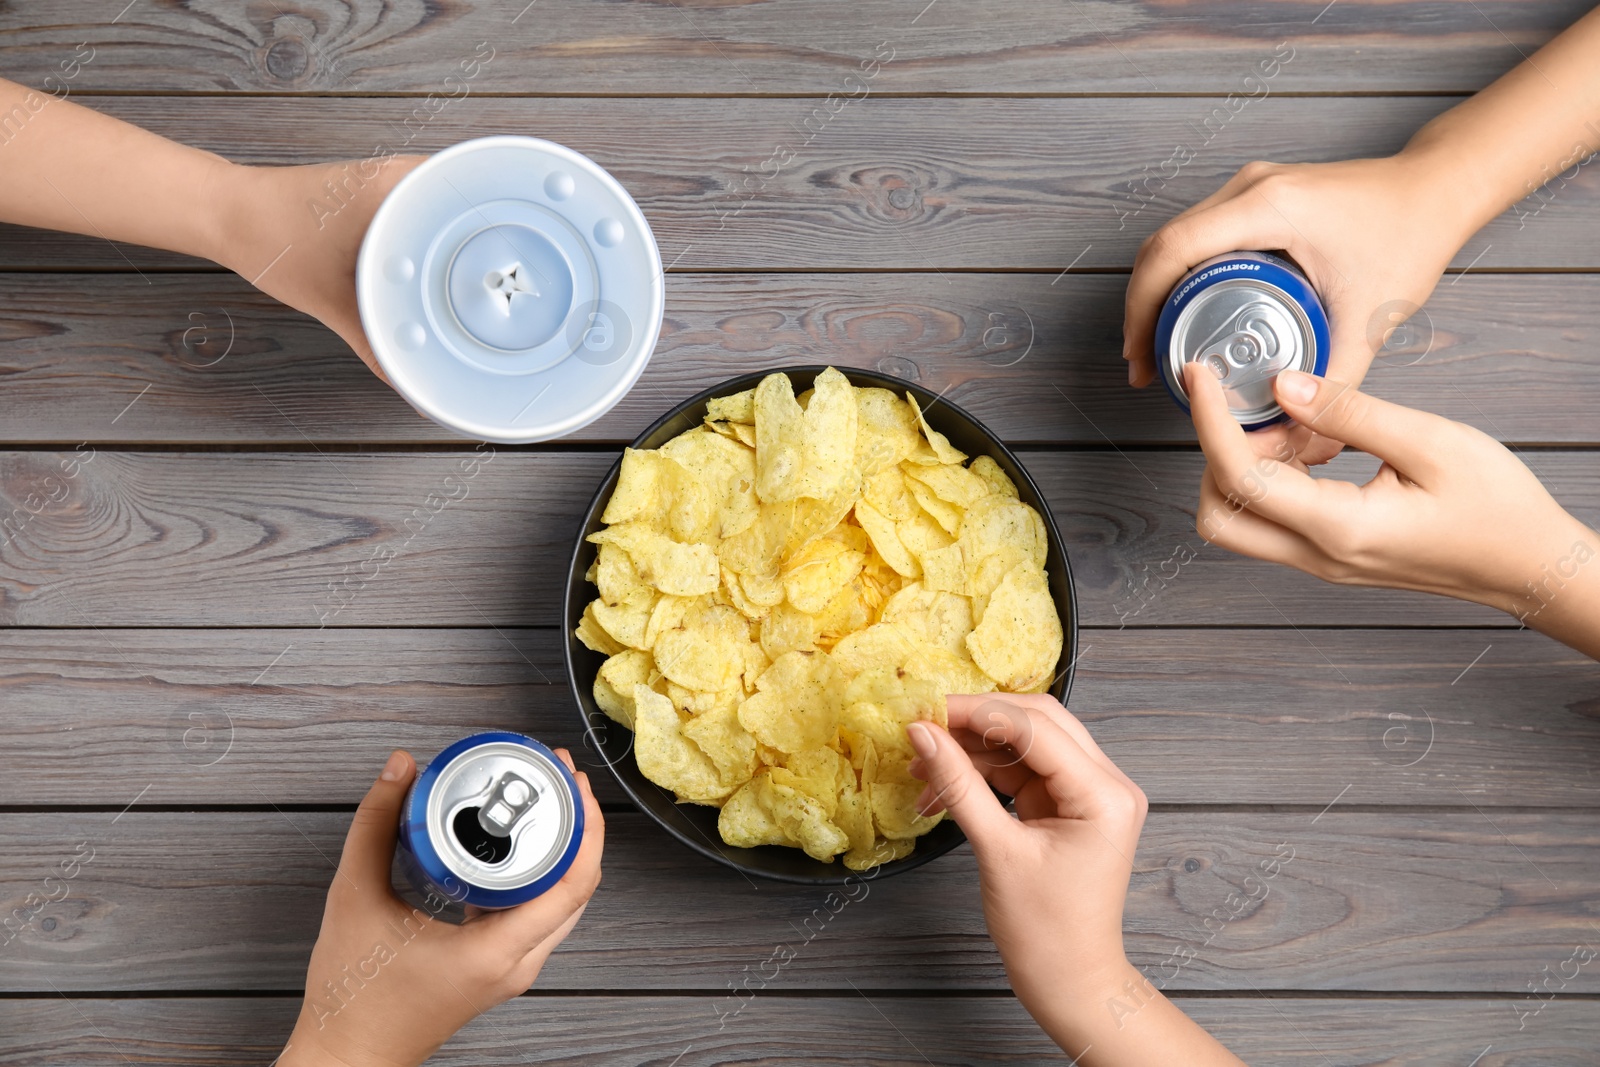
[3,628,1597,808]
[2,97,1597,271]
[3,449,1596,628]
[3,811,1598,993]
[0,0,1584,94]
[1,995,1597,1067]
[5,271,1600,447]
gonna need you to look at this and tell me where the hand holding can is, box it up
[1187,364,1600,659]
[275,746,604,1067]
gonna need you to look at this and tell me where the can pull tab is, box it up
[477,772,539,837]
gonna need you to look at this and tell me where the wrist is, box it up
[202,160,272,277]
[1015,954,1149,1045]
[1501,518,1600,644]
[1393,132,1504,249]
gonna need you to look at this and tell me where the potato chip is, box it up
[870,760,943,841]
[718,774,791,848]
[795,367,858,500]
[966,561,1062,692]
[807,580,873,648]
[590,588,656,651]
[707,388,755,425]
[969,455,1018,499]
[633,684,731,804]
[835,772,878,868]
[576,603,625,656]
[654,602,758,693]
[682,702,759,790]
[594,650,656,728]
[903,461,990,509]
[842,668,945,761]
[737,650,845,753]
[740,570,786,608]
[582,367,1061,863]
[881,582,974,655]
[862,465,918,521]
[759,602,816,661]
[853,387,920,476]
[764,772,850,861]
[660,428,760,541]
[896,509,954,561]
[906,477,963,537]
[666,681,740,717]
[754,373,807,503]
[782,537,866,614]
[899,646,998,699]
[600,448,670,526]
[903,393,967,465]
[720,566,768,621]
[589,522,718,597]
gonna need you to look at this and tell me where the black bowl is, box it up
[564,366,1079,885]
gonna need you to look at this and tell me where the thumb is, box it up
[336,749,415,896]
[907,722,1017,855]
[1273,370,1445,479]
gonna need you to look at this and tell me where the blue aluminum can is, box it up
[1154,250,1330,431]
[397,731,584,909]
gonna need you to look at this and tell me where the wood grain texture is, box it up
[0,0,1585,94]
[3,811,1598,993]
[4,271,1600,447]
[3,628,1597,808]
[0,995,1597,1067]
[4,449,1597,629]
[2,97,1597,270]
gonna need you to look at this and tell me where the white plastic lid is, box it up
[357,136,664,443]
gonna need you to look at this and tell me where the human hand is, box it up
[278,748,604,1067]
[1122,154,1472,463]
[1188,362,1600,641]
[906,696,1147,1017]
[212,155,426,386]
[906,698,1248,1065]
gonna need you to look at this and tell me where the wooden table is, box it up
[2,2,1598,1063]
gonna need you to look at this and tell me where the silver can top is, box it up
[426,740,577,890]
[1166,278,1316,426]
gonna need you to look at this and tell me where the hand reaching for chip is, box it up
[907,697,1245,1066]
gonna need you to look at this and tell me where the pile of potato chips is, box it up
[577,368,1063,869]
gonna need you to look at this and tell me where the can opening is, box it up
[452,806,514,864]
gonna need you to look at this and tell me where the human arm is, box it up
[1187,363,1600,660]
[0,76,420,382]
[906,696,1247,1066]
[276,748,605,1067]
[1121,5,1600,457]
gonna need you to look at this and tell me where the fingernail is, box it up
[1127,362,1140,386]
[1276,369,1317,406]
[380,750,407,781]
[914,783,937,816]
[907,721,937,760]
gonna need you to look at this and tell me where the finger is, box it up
[1285,422,1346,467]
[1195,464,1326,571]
[937,699,1127,822]
[552,747,577,774]
[1186,361,1344,532]
[336,749,415,897]
[471,769,605,955]
[947,693,1118,780]
[1273,371,1449,483]
[906,722,1021,850]
[1123,190,1302,386]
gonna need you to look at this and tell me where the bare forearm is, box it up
[1506,518,1600,661]
[1401,4,1600,240]
[0,76,232,262]
[1026,962,1246,1067]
